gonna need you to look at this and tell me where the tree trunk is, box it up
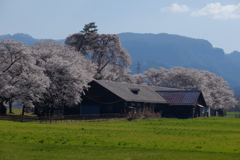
[34,105,41,117]
[50,105,55,117]
[46,106,50,117]
[9,100,13,114]
[21,105,25,115]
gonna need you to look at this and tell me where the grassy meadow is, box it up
[0,117,240,160]
[226,112,240,118]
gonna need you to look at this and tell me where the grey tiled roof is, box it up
[94,80,168,104]
[148,86,184,91]
[156,91,202,106]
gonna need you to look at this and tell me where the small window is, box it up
[129,88,140,94]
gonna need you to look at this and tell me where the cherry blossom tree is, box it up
[0,39,49,115]
[65,23,132,82]
[101,65,134,83]
[135,67,237,110]
[31,41,95,116]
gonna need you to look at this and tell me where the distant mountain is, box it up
[226,51,240,63]
[118,33,240,90]
[1,33,240,91]
[0,33,64,45]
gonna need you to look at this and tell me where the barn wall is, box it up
[160,105,193,118]
[80,81,127,115]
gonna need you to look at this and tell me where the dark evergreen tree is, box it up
[80,22,98,34]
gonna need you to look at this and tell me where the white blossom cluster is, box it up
[0,40,95,114]
[31,41,95,109]
[134,67,237,109]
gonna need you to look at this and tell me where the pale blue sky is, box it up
[0,0,240,53]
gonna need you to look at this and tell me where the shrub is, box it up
[127,106,161,120]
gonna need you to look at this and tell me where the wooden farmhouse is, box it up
[73,80,209,118]
[156,91,209,118]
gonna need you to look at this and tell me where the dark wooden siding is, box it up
[159,105,193,118]
[80,81,126,114]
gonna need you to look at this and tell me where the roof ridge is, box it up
[156,90,201,92]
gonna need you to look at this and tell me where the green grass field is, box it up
[0,117,240,160]
[7,108,33,116]
[226,112,240,118]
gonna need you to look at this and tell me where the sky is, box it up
[0,0,240,53]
